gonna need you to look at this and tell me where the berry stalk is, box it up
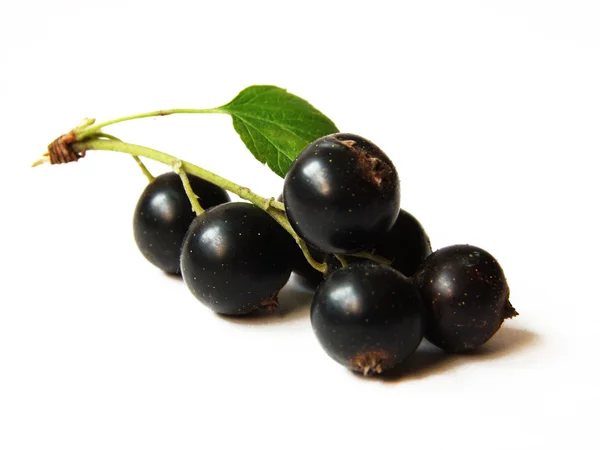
[173,160,204,215]
[75,108,223,140]
[36,136,329,273]
[88,132,156,182]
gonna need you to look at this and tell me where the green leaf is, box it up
[217,85,339,177]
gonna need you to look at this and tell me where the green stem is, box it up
[87,132,155,182]
[88,132,120,141]
[133,156,156,183]
[173,161,204,215]
[351,251,392,266]
[335,255,349,267]
[70,138,328,273]
[76,108,224,140]
[298,240,328,273]
[270,199,286,212]
[267,209,328,273]
[73,139,264,204]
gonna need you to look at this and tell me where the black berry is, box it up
[133,172,230,274]
[283,133,400,254]
[413,244,517,353]
[322,209,432,279]
[373,209,432,277]
[180,202,293,315]
[311,262,425,375]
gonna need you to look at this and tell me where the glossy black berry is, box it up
[180,202,293,315]
[133,172,230,274]
[323,209,432,279]
[413,244,517,353]
[373,209,432,277]
[311,262,425,375]
[283,133,400,254]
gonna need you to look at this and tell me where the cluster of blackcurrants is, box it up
[133,133,517,376]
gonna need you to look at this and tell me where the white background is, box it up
[1,1,599,448]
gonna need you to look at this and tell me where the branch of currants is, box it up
[30,85,519,375]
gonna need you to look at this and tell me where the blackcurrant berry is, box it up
[372,209,432,277]
[283,133,400,254]
[413,244,518,353]
[323,209,432,279]
[133,172,230,274]
[311,262,425,375]
[180,202,294,315]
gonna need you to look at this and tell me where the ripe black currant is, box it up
[413,244,517,353]
[322,209,432,280]
[311,262,425,375]
[373,209,431,277]
[133,172,230,274]
[283,133,401,254]
[180,202,294,315]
